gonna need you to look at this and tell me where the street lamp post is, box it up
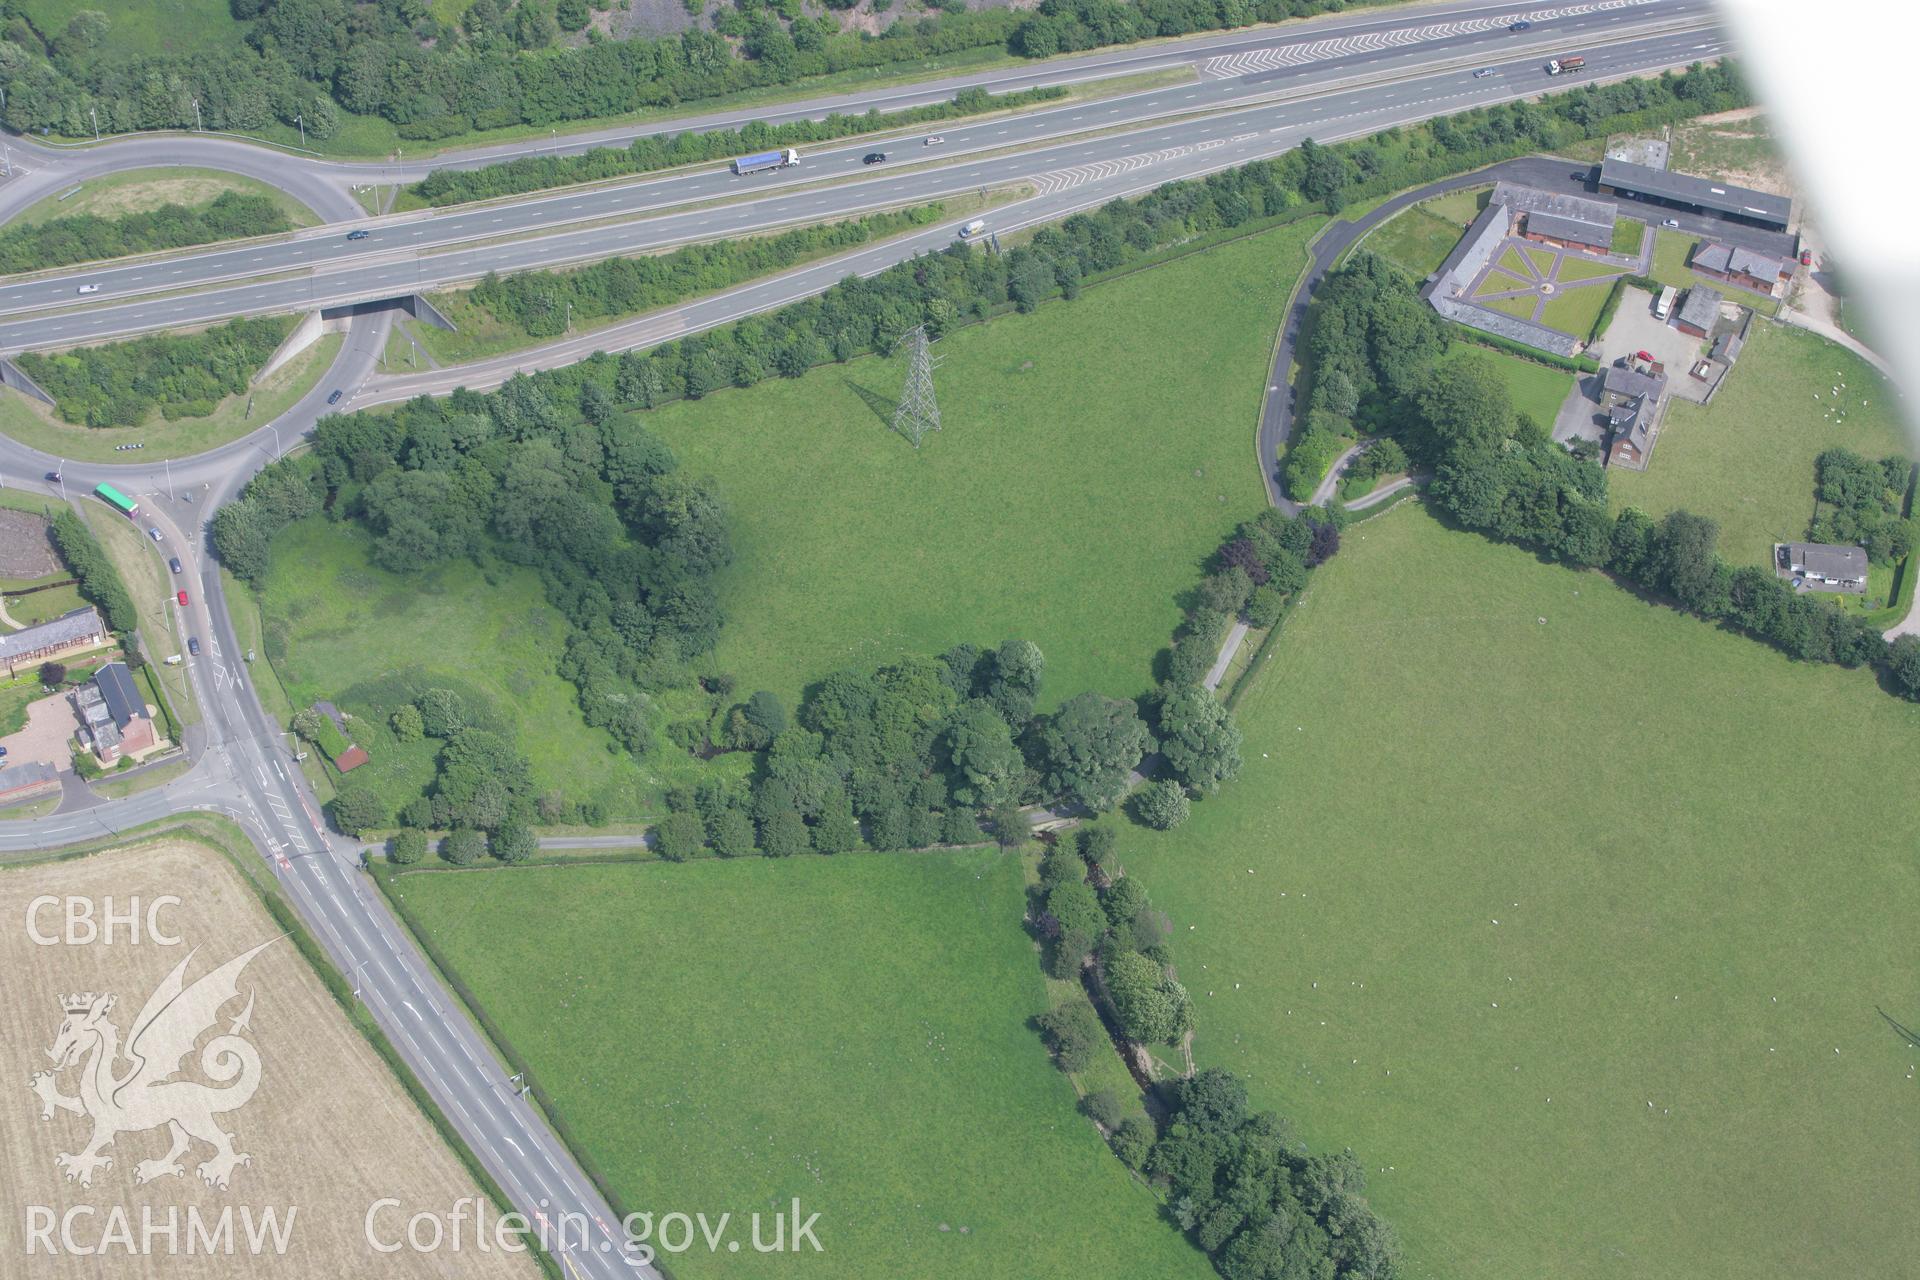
[90,106,99,142]
[266,424,281,460]
[192,99,202,132]
[296,114,305,149]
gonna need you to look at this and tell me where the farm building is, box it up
[1674,284,1724,338]
[0,606,106,677]
[1490,181,1619,252]
[1596,158,1792,231]
[1690,241,1791,293]
[1776,542,1869,593]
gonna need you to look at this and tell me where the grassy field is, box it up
[1474,292,1539,321]
[1125,503,1920,1280]
[1610,214,1643,255]
[1554,255,1623,284]
[1422,186,1488,225]
[1359,206,1458,279]
[16,0,243,60]
[392,849,1212,1280]
[0,334,342,464]
[12,166,317,230]
[1439,344,1572,431]
[1610,321,1911,566]
[644,220,1314,709]
[1537,281,1610,337]
[255,517,739,823]
[0,837,538,1278]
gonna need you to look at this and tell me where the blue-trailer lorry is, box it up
[730,148,801,175]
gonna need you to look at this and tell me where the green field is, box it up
[644,221,1314,709]
[17,1,242,60]
[0,334,341,464]
[1360,206,1460,278]
[1474,292,1540,321]
[1439,344,1572,431]
[1423,186,1489,226]
[1610,215,1643,255]
[255,518,738,823]
[1553,255,1624,284]
[1610,321,1910,565]
[393,850,1213,1280]
[1125,503,1920,1280]
[1537,281,1610,337]
[12,166,316,230]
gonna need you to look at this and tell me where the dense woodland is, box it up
[0,191,287,273]
[0,1,1740,153]
[19,316,292,426]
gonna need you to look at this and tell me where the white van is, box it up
[958,220,987,240]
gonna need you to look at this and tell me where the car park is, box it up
[347,229,370,240]
[863,152,887,165]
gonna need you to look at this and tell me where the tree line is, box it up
[20,316,292,428]
[412,85,1067,206]
[465,204,946,338]
[1301,251,1920,704]
[1033,822,1401,1279]
[49,509,138,636]
[0,191,288,274]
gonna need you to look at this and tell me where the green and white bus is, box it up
[94,482,139,518]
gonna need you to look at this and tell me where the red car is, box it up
[177,590,189,606]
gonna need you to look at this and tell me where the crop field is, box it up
[256,518,733,822]
[0,837,534,1278]
[1609,321,1911,565]
[393,849,1213,1280]
[645,221,1314,709]
[1123,504,1920,1280]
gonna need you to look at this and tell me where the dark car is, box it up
[187,637,201,657]
[1510,20,1530,30]
[45,471,60,483]
[168,556,183,574]
[862,152,887,165]
[347,229,370,241]
[327,389,344,405]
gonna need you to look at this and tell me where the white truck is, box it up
[958,219,988,240]
[1546,55,1586,76]
[730,148,800,175]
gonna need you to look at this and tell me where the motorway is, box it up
[0,2,1735,1276]
[0,0,1720,349]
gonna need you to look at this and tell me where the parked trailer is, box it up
[730,148,800,175]
[94,482,139,518]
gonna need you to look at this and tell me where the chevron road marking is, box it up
[1201,1,1650,79]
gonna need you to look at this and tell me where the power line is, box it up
[890,324,941,448]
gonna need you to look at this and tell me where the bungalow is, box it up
[1776,542,1869,594]
[0,606,106,678]
[74,661,156,764]
[1673,283,1723,338]
[1690,241,1791,293]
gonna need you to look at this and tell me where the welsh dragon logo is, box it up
[28,939,277,1191]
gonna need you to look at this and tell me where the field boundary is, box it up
[0,816,563,1280]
